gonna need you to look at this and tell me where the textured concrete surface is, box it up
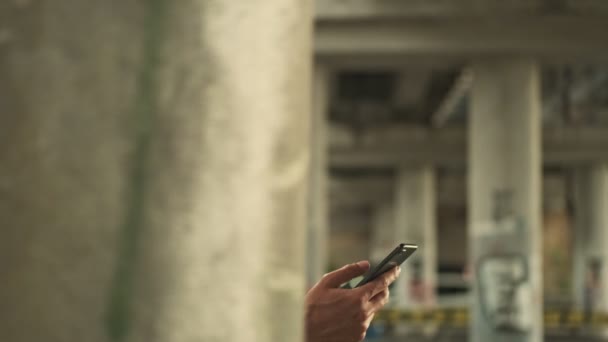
[469,60,543,342]
[0,1,311,342]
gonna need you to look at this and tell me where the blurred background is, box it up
[312,1,608,341]
[1,0,608,342]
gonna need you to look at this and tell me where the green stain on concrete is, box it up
[104,0,167,340]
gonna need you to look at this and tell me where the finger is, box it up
[369,289,390,312]
[319,261,370,288]
[358,266,400,298]
[370,289,389,304]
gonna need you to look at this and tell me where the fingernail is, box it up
[396,267,401,274]
[356,261,367,267]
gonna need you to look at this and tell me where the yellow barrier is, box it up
[375,309,608,328]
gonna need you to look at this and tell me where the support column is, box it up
[391,167,437,308]
[307,65,330,287]
[588,165,608,314]
[572,168,592,309]
[469,60,543,342]
[542,175,572,304]
[572,166,608,314]
[0,1,312,342]
[370,202,404,302]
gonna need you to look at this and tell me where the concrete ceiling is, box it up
[329,66,608,128]
[318,0,608,242]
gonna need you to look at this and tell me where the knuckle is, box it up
[358,305,367,315]
[358,296,368,308]
[355,304,368,317]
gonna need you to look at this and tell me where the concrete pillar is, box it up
[572,168,592,309]
[469,60,542,342]
[396,167,437,308]
[572,165,608,340]
[370,202,396,263]
[307,65,330,287]
[542,175,572,304]
[370,202,403,301]
[0,2,311,342]
[371,167,437,308]
[588,165,608,313]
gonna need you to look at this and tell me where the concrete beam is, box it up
[431,69,473,127]
[316,16,608,63]
[316,0,608,20]
[316,0,543,20]
[330,125,608,167]
[331,175,467,208]
[318,55,466,71]
[330,178,394,208]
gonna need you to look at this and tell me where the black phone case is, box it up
[354,243,418,288]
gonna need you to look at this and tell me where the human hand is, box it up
[304,261,401,342]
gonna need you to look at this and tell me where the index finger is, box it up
[357,266,401,298]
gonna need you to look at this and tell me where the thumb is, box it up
[319,261,370,288]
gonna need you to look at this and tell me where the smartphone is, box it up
[354,243,418,288]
